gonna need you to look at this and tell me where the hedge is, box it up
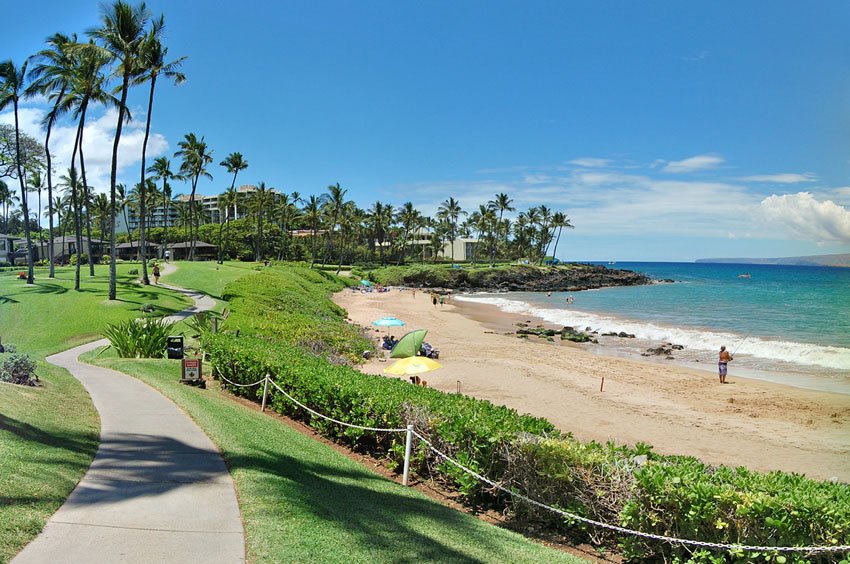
[202,267,850,563]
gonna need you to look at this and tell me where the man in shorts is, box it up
[718,346,732,384]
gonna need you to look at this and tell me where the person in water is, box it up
[718,345,732,384]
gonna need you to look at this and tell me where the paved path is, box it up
[14,274,244,563]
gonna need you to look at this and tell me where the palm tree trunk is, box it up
[551,225,563,265]
[162,190,169,260]
[109,74,131,301]
[11,98,34,284]
[139,74,157,285]
[37,186,44,256]
[77,104,95,277]
[44,92,63,278]
[217,214,225,263]
[70,112,85,290]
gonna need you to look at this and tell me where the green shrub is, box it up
[103,317,175,358]
[0,353,39,386]
[201,267,850,563]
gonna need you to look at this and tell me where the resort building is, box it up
[16,236,107,265]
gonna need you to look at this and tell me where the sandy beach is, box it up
[335,288,850,483]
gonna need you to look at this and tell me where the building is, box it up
[19,236,107,265]
[0,234,18,265]
[115,241,161,261]
[399,228,480,262]
[165,241,218,261]
[125,185,283,231]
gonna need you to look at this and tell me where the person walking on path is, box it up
[152,263,161,285]
[718,345,732,384]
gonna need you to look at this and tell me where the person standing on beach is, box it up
[718,346,732,383]
[432,293,438,307]
[439,295,445,307]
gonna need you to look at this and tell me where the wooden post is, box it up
[456,380,460,394]
[600,377,605,392]
[261,374,270,412]
[402,424,414,486]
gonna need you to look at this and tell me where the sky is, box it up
[3,1,850,261]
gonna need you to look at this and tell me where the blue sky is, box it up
[4,1,850,261]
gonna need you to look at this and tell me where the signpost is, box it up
[181,358,202,385]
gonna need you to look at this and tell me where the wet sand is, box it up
[335,287,850,482]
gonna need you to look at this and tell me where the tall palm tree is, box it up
[549,212,574,265]
[489,193,514,266]
[90,0,150,299]
[273,193,298,261]
[0,59,35,283]
[58,168,81,268]
[216,186,238,262]
[134,15,185,283]
[247,181,275,262]
[174,133,213,260]
[219,152,248,261]
[321,182,347,267]
[303,195,322,268]
[395,201,421,266]
[436,197,464,265]
[147,156,176,258]
[27,170,45,252]
[27,32,77,278]
[0,180,11,229]
[81,180,97,275]
[116,183,132,243]
[92,192,110,239]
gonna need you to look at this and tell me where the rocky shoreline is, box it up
[402,263,653,292]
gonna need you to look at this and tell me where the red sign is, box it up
[182,359,202,381]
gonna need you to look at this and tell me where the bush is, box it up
[201,267,850,563]
[69,253,89,265]
[0,353,39,386]
[103,317,175,358]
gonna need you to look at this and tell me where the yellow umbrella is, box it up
[384,356,442,375]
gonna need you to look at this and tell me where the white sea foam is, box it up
[456,295,850,371]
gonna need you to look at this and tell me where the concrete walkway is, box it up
[14,274,244,563]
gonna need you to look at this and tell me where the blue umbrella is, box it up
[360,280,374,287]
[372,316,406,336]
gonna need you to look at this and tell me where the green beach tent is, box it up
[390,329,428,358]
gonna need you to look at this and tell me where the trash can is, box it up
[166,336,184,359]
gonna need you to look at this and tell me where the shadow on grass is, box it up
[0,413,97,455]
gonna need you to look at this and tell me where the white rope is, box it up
[216,373,266,388]
[411,430,849,555]
[266,378,407,433]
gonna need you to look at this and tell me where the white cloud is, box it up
[760,192,850,244]
[740,173,818,183]
[0,105,169,194]
[569,157,611,168]
[662,154,724,173]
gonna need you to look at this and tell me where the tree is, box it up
[549,211,574,265]
[247,181,274,261]
[303,195,322,268]
[320,182,347,267]
[92,192,110,238]
[216,186,238,261]
[27,32,77,277]
[90,0,150,299]
[147,156,175,258]
[174,133,213,260]
[395,201,422,266]
[488,193,514,266]
[27,170,45,251]
[218,152,247,262]
[0,59,36,283]
[134,15,185,282]
[436,197,464,264]
[116,183,132,243]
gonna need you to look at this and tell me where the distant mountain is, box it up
[695,253,850,267]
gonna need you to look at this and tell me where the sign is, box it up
[182,358,202,382]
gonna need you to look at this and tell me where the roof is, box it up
[167,241,217,249]
[116,241,160,249]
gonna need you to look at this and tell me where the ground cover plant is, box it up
[82,350,583,563]
[159,260,260,301]
[202,266,850,563]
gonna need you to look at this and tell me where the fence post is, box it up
[261,374,270,412]
[402,424,414,486]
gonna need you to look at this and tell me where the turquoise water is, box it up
[457,262,850,394]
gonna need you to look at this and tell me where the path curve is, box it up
[14,269,244,563]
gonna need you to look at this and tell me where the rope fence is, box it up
[215,372,850,556]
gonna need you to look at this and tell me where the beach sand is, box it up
[335,288,850,482]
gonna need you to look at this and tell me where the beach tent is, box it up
[384,356,442,376]
[360,280,374,287]
[390,329,428,358]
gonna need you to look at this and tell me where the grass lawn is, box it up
[84,351,585,563]
[0,263,190,562]
[0,364,99,564]
[160,260,260,300]
[0,264,191,357]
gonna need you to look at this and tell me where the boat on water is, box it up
[738,273,751,278]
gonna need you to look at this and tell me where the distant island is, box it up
[696,253,850,268]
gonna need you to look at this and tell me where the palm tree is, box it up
[0,59,35,283]
[81,180,97,275]
[27,170,45,252]
[218,152,248,261]
[0,180,11,229]
[549,212,574,265]
[116,183,132,243]
[395,201,421,266]
[147,156,175,258]
[303,195,322,268]
[174,133,213,260]
[335,202,360,274]
[27,32,77,277]
[58,168,81,270]
[321,182,347,267]
[489,193,514,266]
[92,192,110,239]
[247,182,275,261]
[90,0,150,299]
[436,197,464,265]
[215,186,237,262]
[273,193,298,260]
[134,16,185,283]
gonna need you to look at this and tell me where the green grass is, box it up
[160,260,260,300]
[0,264,192,357]
[84,351,585,563]
[0,364,99,564]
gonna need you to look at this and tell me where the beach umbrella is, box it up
[360,280,374,287]
[384,356,442,375]
[390,329,428,358]
[372,316,406,336]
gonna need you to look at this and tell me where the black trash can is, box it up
[166,336,184,359]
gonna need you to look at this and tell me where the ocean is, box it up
[455,262,850,395]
